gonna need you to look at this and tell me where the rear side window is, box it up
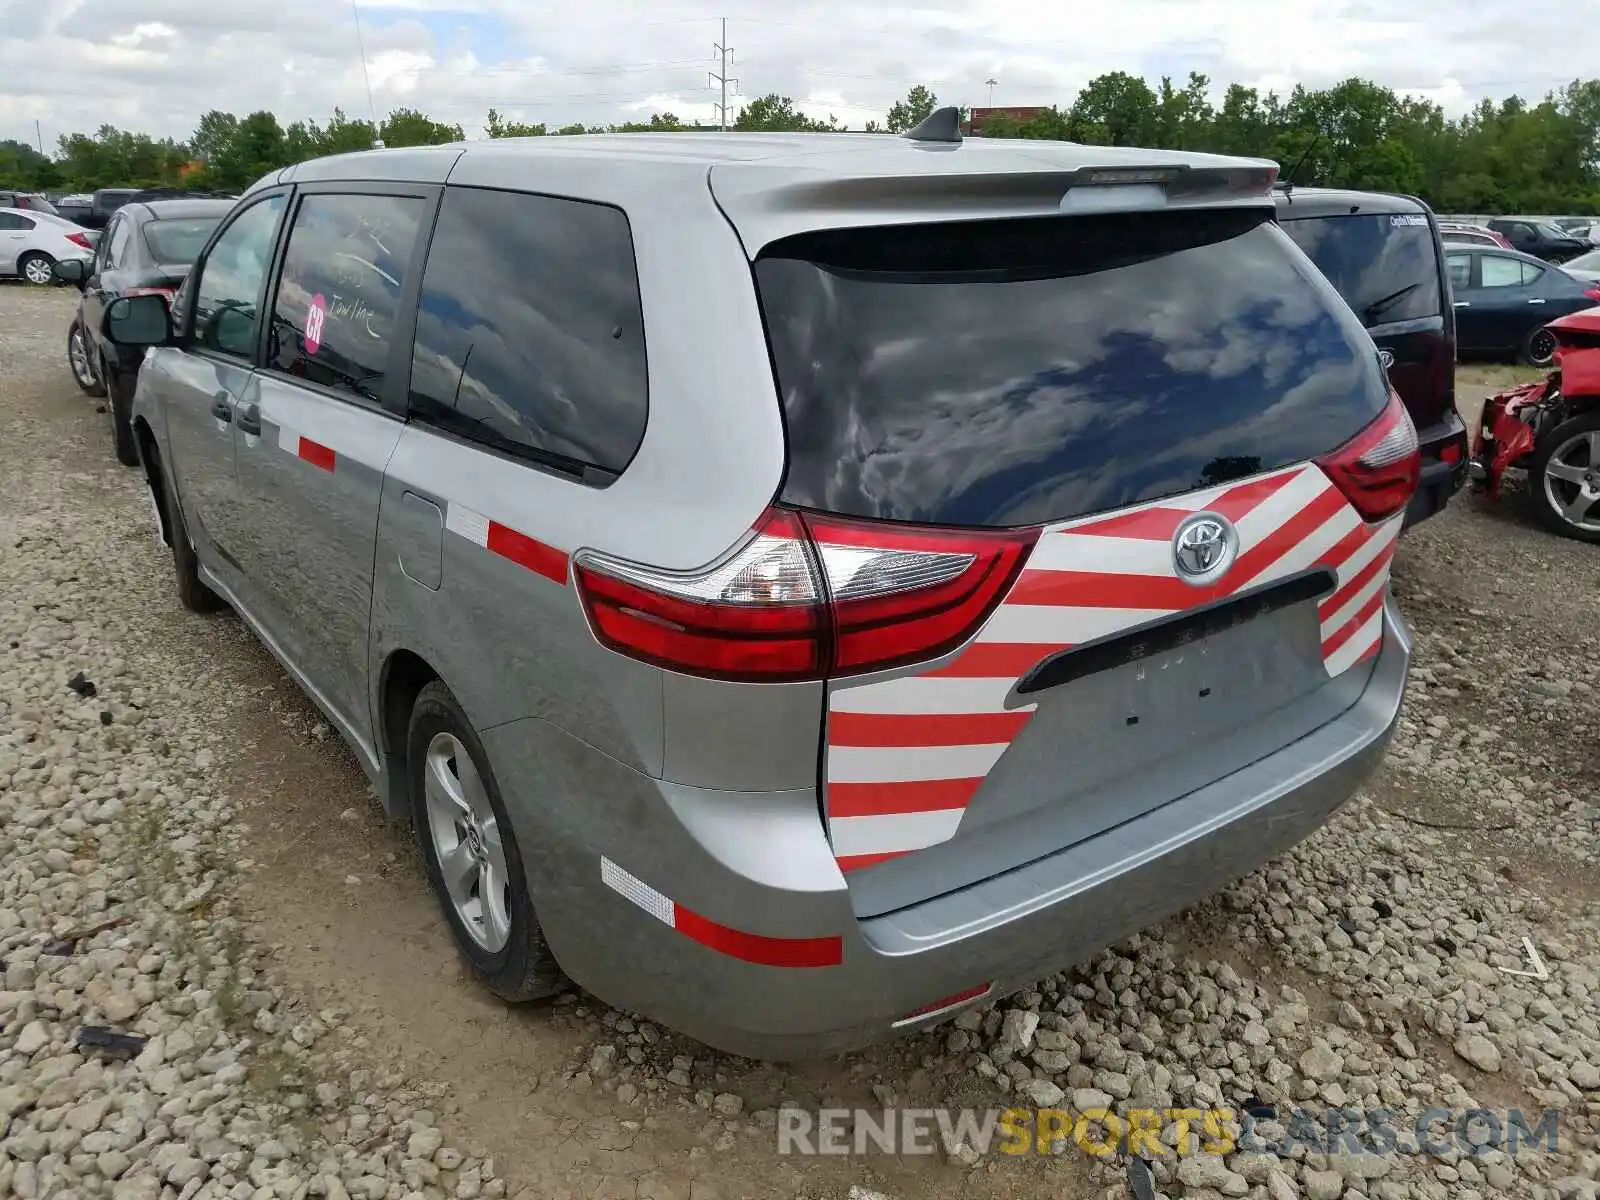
[1279,213,1442,326]
[756,210,1389,528]
[0,212,35,231]
[267,193,426,404]
[408,186,647,477]
[144,217,222,265]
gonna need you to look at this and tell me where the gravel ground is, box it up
[2,281,1598,1200]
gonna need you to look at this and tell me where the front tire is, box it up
[68,320,106,396]
[18,251,55,286]
[407,681,564,1002]
[1520,324,1559,369]
[1529,412,1600,544]
[149,440,225,612]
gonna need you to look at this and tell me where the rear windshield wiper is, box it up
[1363,282,1423,323]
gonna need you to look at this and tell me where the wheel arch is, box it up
[376,647,442,822]
[132,416,172,548]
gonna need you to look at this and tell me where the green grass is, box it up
[1456,363,1550,391]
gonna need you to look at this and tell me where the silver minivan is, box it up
[104,114,1416,1059]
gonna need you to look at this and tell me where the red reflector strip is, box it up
[445,502,568,586]
[922,641,1069,679]
[298,438,336,473]
[829,709,1033,747]
[826,776,983,818]
[897,982,993,1023]
[277,425,336,473]
[1322,588,1387,661]
[600,857,843,968]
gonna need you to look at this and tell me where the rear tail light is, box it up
[66,232,94,250]
[125,286,177,301]
[1584,286,1600,303]
[573,510,1037,682]
[1316,389,1421,522]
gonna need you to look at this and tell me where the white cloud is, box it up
[0,0,1590,149]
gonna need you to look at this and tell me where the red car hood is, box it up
[1549,305,1600,338]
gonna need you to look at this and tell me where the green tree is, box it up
[380,108,463,147]
[1068,72,1161,145]
[0,139,59,189]
[485,109,547,138]
[734,94,838,132]
[886,85,939,133]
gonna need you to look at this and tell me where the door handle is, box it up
[1453,301,1470,308]
[210,395,233,423]
[235,402,262,437]
[1528,298,1546,305]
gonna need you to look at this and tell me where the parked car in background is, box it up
[1445,245,1600,366]
[99,127,1416,1059]
[1274,186,1465,527]
[1438,221,1513,249]
[1553,218,1600,244]
[1562,249,1600,285]
[0,190,61,217]
[52,193,96,227]
[1472,307,1600,542]
[1485,217,1591,263]
[0,207,96,285]
[53,197,233,464]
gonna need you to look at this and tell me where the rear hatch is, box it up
[1277,208,1455,435]
[752,208,1412,915]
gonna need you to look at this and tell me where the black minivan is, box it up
[1274,186,1467,528]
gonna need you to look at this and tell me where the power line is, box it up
[709,17,738,131]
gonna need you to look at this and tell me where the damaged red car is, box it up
[1472,306,1600,542]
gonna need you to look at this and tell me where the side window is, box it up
[1519,261,1545,286]
[0,213,33,231]
[1509,223,1535,242]
[105,218,132,269]
[1480,256,1526,289]
[1446,253,1472,290]
[409,187,648,476]
[266,193,426,404]
[192,195,287,360]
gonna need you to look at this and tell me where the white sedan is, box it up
[0,206,96,285]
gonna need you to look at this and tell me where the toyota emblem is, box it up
[1172,512,1239,586]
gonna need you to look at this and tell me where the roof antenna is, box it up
[1278,129,1322,194]
[903,106,963,145]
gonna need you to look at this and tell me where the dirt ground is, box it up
[3,280,1596,1200]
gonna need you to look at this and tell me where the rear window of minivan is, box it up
[755,209,1389,528]
[1278,212,1442,327]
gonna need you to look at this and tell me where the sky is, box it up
[1,0,1595,150]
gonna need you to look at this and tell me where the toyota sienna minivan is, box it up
[102,112,1415,1059]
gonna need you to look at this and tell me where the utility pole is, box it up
[35,119,43,154]
[985,78,998,107]
[709,18,738,131]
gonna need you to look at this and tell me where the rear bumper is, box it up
[487,596,1410,1061]
[1404,414,1469,529]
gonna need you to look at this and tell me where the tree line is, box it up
[2,72,1597,214]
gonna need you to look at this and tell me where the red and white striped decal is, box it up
[600,857,843,968]
[824,464,1404,874]
[277,424,336,473]
[443,502,569,586]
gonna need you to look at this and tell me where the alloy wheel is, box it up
[423,732,513,953]
[69,326,96,388]
[1542,430,1600,534]
[22,257,53,285]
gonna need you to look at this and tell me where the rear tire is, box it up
[407,680,565,1003]
[106,369,139,467]
[149,440,225,612]
[68,320,105,396]
[18,251,54,286]
[1519,324,1559,369]
[1529,412,1600,544]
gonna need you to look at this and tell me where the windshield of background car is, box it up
[1535,221,1575,239]
[755,208,1390,528]
[144,217,223,264]
[1279,212,1442,326]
